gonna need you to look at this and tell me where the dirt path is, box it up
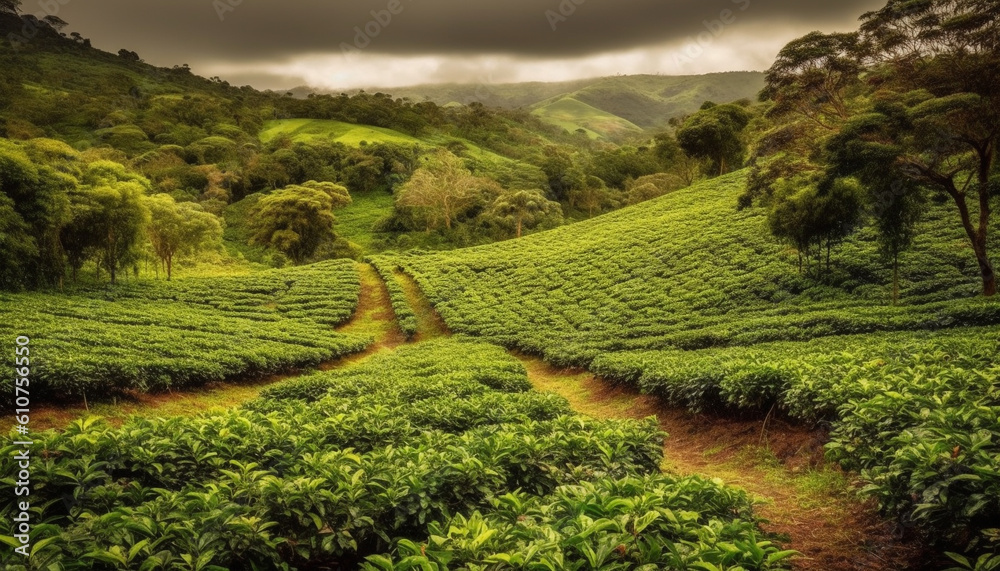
[387,276,928,571]
[17,263,404,430]
[518,354,929,571]
[17,264,929,570]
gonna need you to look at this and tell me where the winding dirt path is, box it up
[518,355,929,571]
[394,272,929,571]
[16,263,930,570]
[16,263,404,430]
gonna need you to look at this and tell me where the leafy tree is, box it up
[768,177,863,278]
[0,193,36,289]
[0,139,72,287]
[587,146,662,189]
[60,161,153,284]
[624,173,684,205]
[760,31,861,128]
[854,0,999,296]
[677,104,752,176]
[396,151,483,232]
[762,0,1000,296]
[568,175,617,218]
[145,194,223,280]
[487,189,562,238]
[540,147,575,201]
[824,114,928,303]
[65,183,149,285]
[249,183,351,264]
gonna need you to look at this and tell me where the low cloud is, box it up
[54,0,884,90]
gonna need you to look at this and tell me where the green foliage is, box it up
[678,103,752,177]
[486,188,563,238]
[0,339,779,570]
[390,168,1000,558]
[367,257,420,339]
[249,182,351,264]
[145,194,224,280]
[767,177,864,279]
[393,171,994,367]
[757,0,1000,296]
[592,327,1000,554]
[0,260,366,405]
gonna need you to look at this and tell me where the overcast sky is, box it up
[48,0,885,91]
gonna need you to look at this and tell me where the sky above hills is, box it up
[53,0,884,90]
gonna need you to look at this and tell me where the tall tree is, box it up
[758,0,1000,296]
[487,189,562,238]
[677,103,752,177]
[396,151,482,232]
[145,194,223,280]
[249,183,350,264]
[852,0,1000,296]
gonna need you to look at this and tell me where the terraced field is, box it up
[391,170,1000,559]
[1,338,793,570]
[0,261,369,407]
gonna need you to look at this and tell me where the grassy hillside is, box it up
[316,73,767,134]
[531,96,643,139]
[259,119,422,146]
[391,170,1000,555]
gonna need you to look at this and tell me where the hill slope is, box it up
[299,73,766,133]
[394,170,993,365]
[531,96,643,139]
[387,170,1000,558]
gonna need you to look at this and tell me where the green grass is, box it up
[531,96,642,139]
[335,192,396,252]
[259,119,422,146]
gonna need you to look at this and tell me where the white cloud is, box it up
[200,23,803,91]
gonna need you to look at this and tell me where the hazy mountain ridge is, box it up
[291,72,766,135]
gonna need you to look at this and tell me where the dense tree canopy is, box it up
[486,189,562,238]
[249,182,351,264]
[677,103,752,177]
[145,194,223,280]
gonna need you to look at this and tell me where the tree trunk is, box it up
[976,147,994,296]
[516,217,523,238]
[166,254,173,281]
[949,183,995,297]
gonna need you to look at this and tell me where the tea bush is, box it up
[367,257,419,339]
[0,339,789,570]
[0,260,368,407]
[388,172,1000,557]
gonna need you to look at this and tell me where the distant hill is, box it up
[293,72,766,136]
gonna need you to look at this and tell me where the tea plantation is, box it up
[0,261,369,407]
[0,339,792,570]
[392,171,1000,556]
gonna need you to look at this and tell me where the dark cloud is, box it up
[44,0,885,88]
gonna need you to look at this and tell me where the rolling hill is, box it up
[530,96,643,139]
[382,170,1000,558]
[295,72,767,136]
